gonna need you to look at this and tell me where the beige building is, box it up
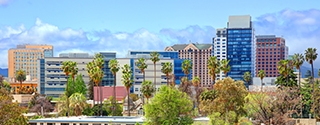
[8,44,53,81]
[165,43,213,87]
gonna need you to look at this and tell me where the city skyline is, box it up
[1,0,320,69]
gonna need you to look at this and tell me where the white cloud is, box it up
[255,9,320,68]
[0,0,9,6]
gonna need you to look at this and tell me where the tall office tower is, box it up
[213,28,227,80]
[8,44,53,81]
[256,35,288,77]
[126,51,185,97]
[165,43,213,87]
[226,15,255,80]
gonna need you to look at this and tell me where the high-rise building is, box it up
[213,28,227,80]
[165,43,213,87]
[255,35,288,77]
[8,44,53,81]
[226,15,255,81]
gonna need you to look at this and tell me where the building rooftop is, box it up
[169,43,212,50]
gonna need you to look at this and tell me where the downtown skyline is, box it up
[1,0,320,69]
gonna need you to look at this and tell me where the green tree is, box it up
[121,64,134,116]
[192,76,201,111]
[277,59,291,85]
[108,59,120,116]
[0,88,28,125]
[182,59,192,78]
[66,74,87,96]
[135,58,148,82]
[88,79,94,100]
[275,68,298,87]
[258,70,266,92]
[220,59,230,76]
[69,93,87,116]
[161,62,173,86]
[93,54,105,115]
[61,61,77,116]
[141,80,155,103]
[208,56,220,86]
[178,76,192,96]
[150,52,160,88]
[15,69,26,93]
[103,96,123,116]
[305,48,318,92]
[90,66,104,115]
[144,85,194,125]
[213,77,248,123]
[292,53,305,88]
[243,71,251,86]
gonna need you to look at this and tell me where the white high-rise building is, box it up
[213,28,227,80]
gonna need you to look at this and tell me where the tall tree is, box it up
[141,80,155,103]
[86,62,95,105]
[93,53,105,116]
[144,86,194,125]
[182,59,192,78]
[161,62,173,86]
[62,61,77,116]
[243,71,251,86]
[305,48,318,92]
[208,56,220,87]
[150,52,160,88]
[258,70,266,92]
[220,59,231,76]
[108,59,120,116]
[90,66,104,116]
[192,76,201,113]
[292,53,305,88]
[15,69,26,93]
[135,58,148,82]
[121,64,133,116]
[277,60,290,85]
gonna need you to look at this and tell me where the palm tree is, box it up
[277,60,290,85]
[243,71,251,86]
[182,59,192,79]
[61,61,73,116]
[150,52,160,88]
[192,76,200,111]
[121,64,133,116]
[208,56,220,87]
[108,59,120,116]
[292,53,305,88]
[86,62,95,105]
[91,66,104,116]
[258,70,266,92]
[15,69,26,93]
[220,59,230,76]
[305,48,318,92]
[93,54,105,116]
[135,58,148,82]
[69,93,87,116]
[161,62,173,86]
[141,80,155,103]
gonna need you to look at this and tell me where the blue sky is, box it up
[1,0,320,68]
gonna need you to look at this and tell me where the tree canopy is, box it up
[144,85,194,125]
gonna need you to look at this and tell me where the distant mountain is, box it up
[0,68,8,77]
[300,66,319,78]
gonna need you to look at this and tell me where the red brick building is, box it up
[94,86,127,102]
[256,35,288,77]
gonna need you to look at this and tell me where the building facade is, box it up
[37,57,93,97]
[226,15,256,81]
[126,51,185,97]
[8,44,53,81]
[165,43,213,87]
[213,28,228,80]
[256,35,288,77]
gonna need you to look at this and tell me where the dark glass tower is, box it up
[226,15,255,81]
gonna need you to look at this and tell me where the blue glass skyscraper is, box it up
[226,15,255,81]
